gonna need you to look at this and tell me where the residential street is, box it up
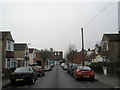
[3,65,113,89]
[1,1,120,90]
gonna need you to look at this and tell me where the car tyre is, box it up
[31,77,35,84]
[43,72,45,76]
[10,81,15,86]
[75,76,79,80]
[38,74,40,77]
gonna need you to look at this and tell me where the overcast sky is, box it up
[0,0,119,55]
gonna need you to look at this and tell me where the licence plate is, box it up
[16,79,24,81]
[83,76,90,77]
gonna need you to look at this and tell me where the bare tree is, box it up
[40,49,50,65]
[65,44,76,62]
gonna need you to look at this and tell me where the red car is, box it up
[31,66,45,77]
[73,66,95,80]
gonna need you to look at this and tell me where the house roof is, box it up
[102,34,120,42]
[87,52,96,60]
[0,31,14,41]
[14,43,28,50]
[29,48,40,53]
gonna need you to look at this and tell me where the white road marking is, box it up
[35,80,39,83]
[82,86,85,88]
[25,85,28,87]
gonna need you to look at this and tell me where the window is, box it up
[25,49,29,56]
[6,40,14,51]
[101,41,108,51]
[6,58,17,68]
[11,61,17,68]
[6,58,10,68]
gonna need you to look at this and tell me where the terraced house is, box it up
[14,43,29,67]
[0,31,17,69]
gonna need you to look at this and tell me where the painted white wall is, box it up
[96,55,103,62]
[29,53,34,65]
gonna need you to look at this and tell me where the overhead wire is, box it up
[84,0,115,28]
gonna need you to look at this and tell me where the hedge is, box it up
[89,62,120,76]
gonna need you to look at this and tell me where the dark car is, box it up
[10,66,38,85]
[73,66,95,80]
[32,66,45,77]
[69,63,82,76]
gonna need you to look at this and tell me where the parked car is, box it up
[10,66,38,85]
[73,66,95,80]
[44,65,52,71]
[31,66,45,77]
[61,63,65,67]
[63,64,68,70]
[67,63,72,73]
[50,63,54,68]
[69,63,82,76]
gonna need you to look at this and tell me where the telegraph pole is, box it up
[81,27,85,66]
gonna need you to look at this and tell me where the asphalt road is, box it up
[4,65,113,89]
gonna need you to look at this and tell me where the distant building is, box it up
[49,48,63,61]
[48,48,63,65]
[0,31,17,69]
[14,43,29,67]
[67,50,87,65]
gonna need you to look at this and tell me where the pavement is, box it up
[95,72,120,88]
[1,78,11,89]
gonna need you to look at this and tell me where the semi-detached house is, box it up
[14,43,29,67]
[0,31,17,69]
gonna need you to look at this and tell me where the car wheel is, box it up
[75,76,79,80]
[31,77,35,84]
[38,74,40,77]
[10,81,15,86]
[39,73,42,77]
[43,72,45,76]
[90,77,95,81]
[73,74,76,78]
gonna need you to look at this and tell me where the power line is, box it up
[84,0,115,28]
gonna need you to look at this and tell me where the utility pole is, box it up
[81,27,85,66]
[118,3,120,87]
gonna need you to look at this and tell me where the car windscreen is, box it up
[14,67,32,72]
[64,65,67,67]
[38,66,42,69]
[73,64,82,69]
[32,66,39,70]
[78,67,91,70]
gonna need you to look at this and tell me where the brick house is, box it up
[67,50,87,65]
[14,43,29,67]
[0,31,17,69]
[87,44,109,64]
[49,48,63,64]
